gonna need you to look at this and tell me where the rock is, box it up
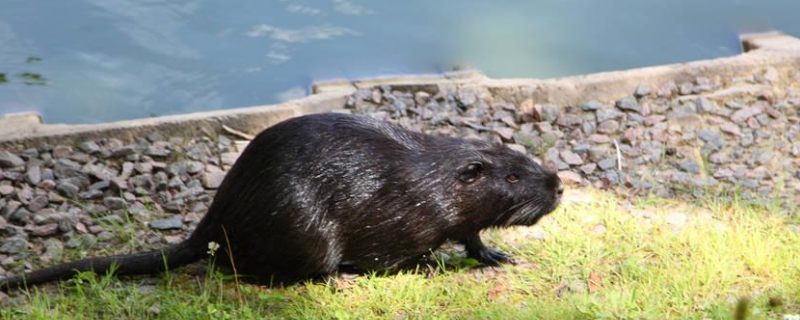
[89,180,110,191]
[164,235,184,245]
[679,82,694,95]
[730,106,763,123]
[149,217,183,230]
[41,169,55,181]
[644,115,665,126]
[41,238,64,263]
[174,186,204,200]
[457,87,476,106]
[713,167,734,179]
[764,106,781,119]
[596,108,624,123]
[493,127,514,141]
[697,130,725,152]
[110,145,136,158]
[588,134,612,144]
[720,123,741,136]
[677,161,700,174]
[670,171,693,184]
[146,131,166,143]
[0,237,29,254]
[616,97,641,113]
[598,158,616,171]
[740,133,754,147]
[26,195,49,212]
[506,144,527,155]
[695,98,717,113]
[581,120,597,135]
[53,158,84,179]
[129,175,154,192]
[534,122,553,133]
[0,150,24,168]
[588,147,609,162]
[110,177,129,192]
[16,186,33,202]
[97,231,115,242]
[557,171,582,185]
[575,163,594,174]
[83,163,117,181]
[52,145,72,158]
[78,140,102,154]
[560,150,584,166]
[622,127,644,145]
[120,162,135,179]
[542,104,560,124]
[145,147,170,158]
[201,170,227,189]
[753,151,773,166]
[56,182,80,199]
[582,100,602,111]
[597,120,620,134]
[657,81,677,97]
[185,161,205,174]
[134,162,154,175]
[30,223,60,237]
[103,197,127,210]
[10,206,31,222]
[33,211,71,226]
[556,114,583,127]
[0,185,13,196]
[746,166,769,180]
[634,85,650,98]
[26,165,42,185]
[667,103,697,120]
[709,152,730,164]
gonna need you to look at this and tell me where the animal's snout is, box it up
[555,178,564,196]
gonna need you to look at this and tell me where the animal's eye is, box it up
[506,174,520,184]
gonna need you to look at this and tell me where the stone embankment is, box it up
[344,68,800,203]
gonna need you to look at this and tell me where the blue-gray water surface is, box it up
[1,0,798,124]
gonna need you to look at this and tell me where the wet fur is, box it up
[1,113,562,290]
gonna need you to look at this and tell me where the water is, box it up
[1,0,798,124]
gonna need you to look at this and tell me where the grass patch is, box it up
[2,188,799,319]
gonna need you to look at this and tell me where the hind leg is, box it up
[216,219,342,285]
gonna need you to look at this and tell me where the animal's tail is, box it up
[0,238,206,291]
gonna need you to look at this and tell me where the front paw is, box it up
[471,247,515,266]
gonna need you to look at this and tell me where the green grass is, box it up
[2,188,799,320]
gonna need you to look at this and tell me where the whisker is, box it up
[491,196,540,226]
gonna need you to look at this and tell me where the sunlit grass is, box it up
[2,188,799,320]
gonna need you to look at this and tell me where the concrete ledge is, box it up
[0,91,353,150]
[2,31,799,150]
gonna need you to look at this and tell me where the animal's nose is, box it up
[555,179,564,196]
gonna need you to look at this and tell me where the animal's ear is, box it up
[458,162,484,183]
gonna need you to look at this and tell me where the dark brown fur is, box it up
[1,113,562,290]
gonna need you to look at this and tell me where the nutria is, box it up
[0,112,563,290]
